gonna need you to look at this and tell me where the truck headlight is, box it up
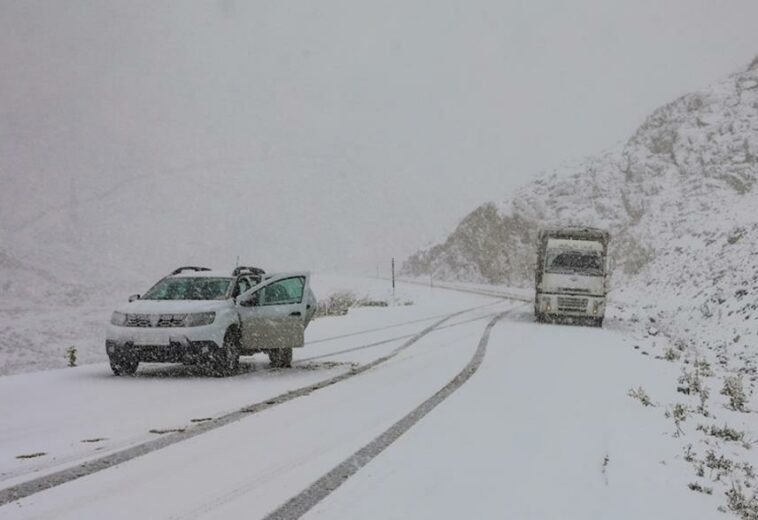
[184,312,216,327]
[110,311,127,326]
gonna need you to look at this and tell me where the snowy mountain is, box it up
[406,57,756,288]
[405,56,758,374]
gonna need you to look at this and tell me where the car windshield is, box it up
[545,250,603,276]
[142,277,232,300]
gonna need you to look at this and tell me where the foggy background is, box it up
[2,0,758,279]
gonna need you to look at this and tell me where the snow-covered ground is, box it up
[306,311,717,520]
[0,277,496,493]
[2,277,747,519]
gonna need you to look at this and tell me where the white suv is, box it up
[106,266,316,376]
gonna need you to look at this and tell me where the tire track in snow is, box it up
[0,303,496,507]
[260,308,515,520]
[303,299,504,346]
[296,310,504,363]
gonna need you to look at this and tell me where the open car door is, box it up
[236,272,312,352]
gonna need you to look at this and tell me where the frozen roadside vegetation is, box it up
[611,299,758,518]
[313,289,411,319]
[402,57,758,517]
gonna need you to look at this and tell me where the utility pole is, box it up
[391,257,395,304]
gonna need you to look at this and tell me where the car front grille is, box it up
[124,313,187,327]
[125,314,152,327]
[156,315,186,327]
[557,296,588,312]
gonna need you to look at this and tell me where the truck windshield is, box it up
[545,251,603,276]
[142,277,232,300]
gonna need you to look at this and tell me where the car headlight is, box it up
[110,311,127,326]
[184,312,216,327]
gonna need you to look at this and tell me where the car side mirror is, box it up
[128,294,141,302]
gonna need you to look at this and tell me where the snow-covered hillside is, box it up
[404,55,758,358]
[405,56,758,284]
[403,57,758,516]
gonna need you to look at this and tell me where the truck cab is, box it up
[534,227,610,327]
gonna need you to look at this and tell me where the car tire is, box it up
[110,356,139,376]
[211,329,240,377]
[268,348,293,368]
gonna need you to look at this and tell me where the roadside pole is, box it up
[391,257,396,304]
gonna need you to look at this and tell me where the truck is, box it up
[534,227,610,327]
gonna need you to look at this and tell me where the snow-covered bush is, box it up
[725,483,758,520]
[628,386,653,407]
[314,291,390,318]
[721,376,748,412]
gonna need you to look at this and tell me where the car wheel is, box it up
[268,348,293,368]
[211,329,240,377]
[110,356,138,376]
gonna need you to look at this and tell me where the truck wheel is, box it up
[211,329,240,377]
[110,356,138,376]
[268,348,293,368]
[595,317,604,328]
[535,312,544,323]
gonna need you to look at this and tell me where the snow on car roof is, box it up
[170,270,232,279]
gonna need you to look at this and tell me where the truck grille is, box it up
[559,287,590,294]
[557,296,588,312]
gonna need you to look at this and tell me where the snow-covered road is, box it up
[306,309,716,520]
[0,277,722,518]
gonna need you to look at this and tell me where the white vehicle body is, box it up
[534,228,610,326]
[105,267,316,375]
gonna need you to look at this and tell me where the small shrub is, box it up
[697,423,746,443]
[726,483,758,520]
[677,367,711,416]
[704,450,734,480]
[688,482,713,494]
[628,386,653,407]
[696,358,715,377]
[664,347,681,361]
[66,346,77,367]
[678,368,706,396]
[313,291,389,318]
[666,403,689,436]
[684,444,695,462]
[722,376,748,412]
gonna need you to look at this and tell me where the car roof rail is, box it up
[232,266,266,277]
[171,266,212,275]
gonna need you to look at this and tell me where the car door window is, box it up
[258,277,305,306]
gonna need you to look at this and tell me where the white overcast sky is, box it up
[2,1,758,273]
